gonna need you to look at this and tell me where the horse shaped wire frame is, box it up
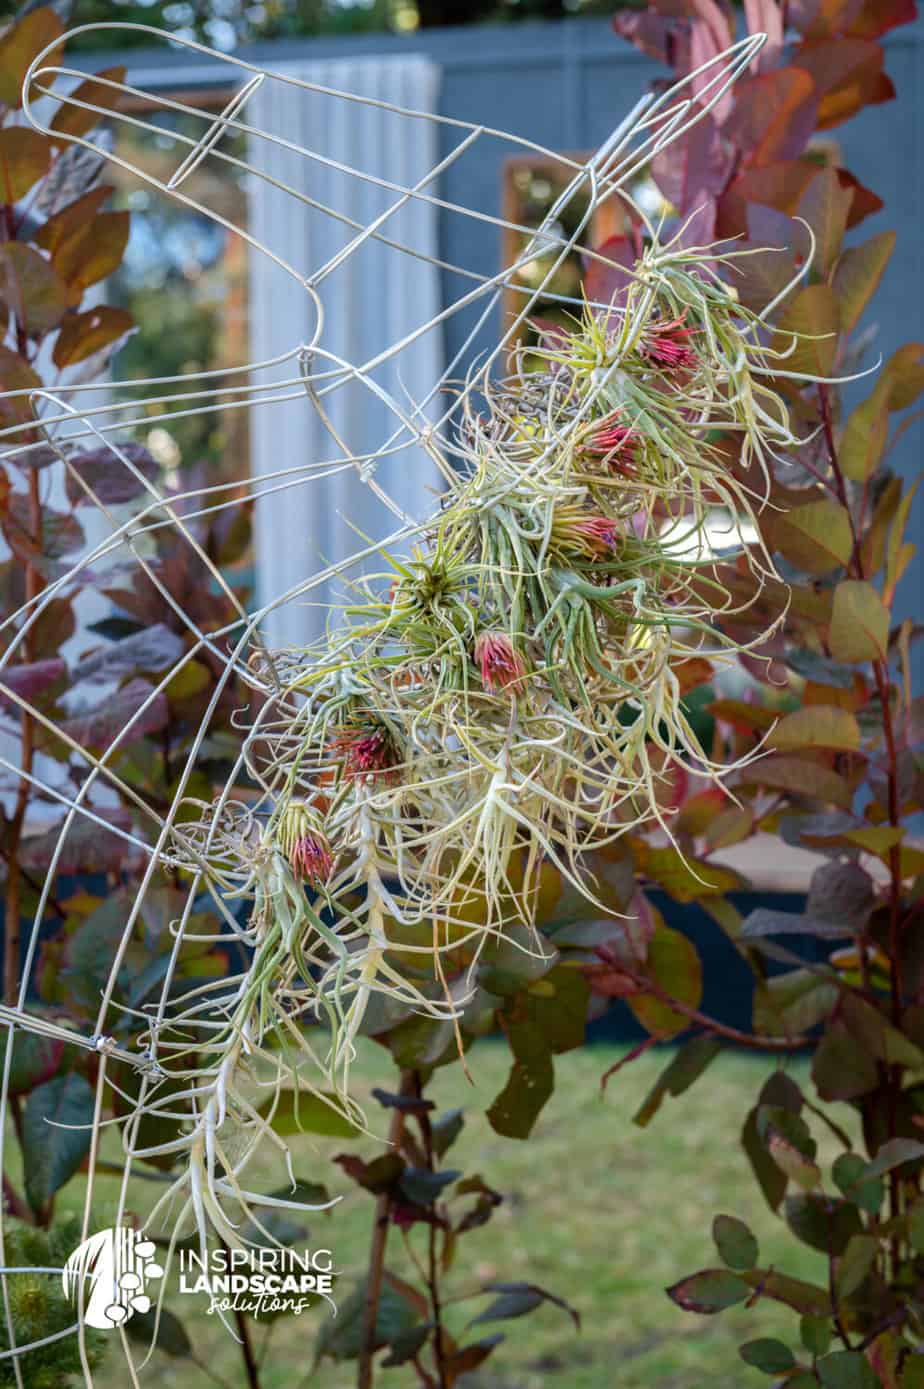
[0,25,768,1385]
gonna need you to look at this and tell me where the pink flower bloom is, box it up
[332,724,401,781]
[550,507,623,561]
[474,631,527,694]
[640,312,697,372]
[278,802,334,886]
[290,831,334,886]
[572,514,622,558]
[583,413,641,473]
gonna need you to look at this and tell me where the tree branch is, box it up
[358,1068,415,1389]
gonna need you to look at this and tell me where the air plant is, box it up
[150,224,847,1261]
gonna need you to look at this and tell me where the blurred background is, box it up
[1,4,922,1385]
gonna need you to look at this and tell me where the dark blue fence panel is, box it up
[587,890,821,1043]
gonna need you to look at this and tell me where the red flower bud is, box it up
[640,312,697,372]
[278,802,334,886]
[474,631,527,694]
[571,514,622,558]
[583,412,641,474]
[290,832,334,886]
[550,506,623,560]
[331,723,401,781]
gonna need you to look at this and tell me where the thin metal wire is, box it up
[0,24,768,1383]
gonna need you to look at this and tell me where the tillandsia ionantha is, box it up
[131,215,878,1264]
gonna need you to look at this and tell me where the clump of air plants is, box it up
[157,222,846,1253]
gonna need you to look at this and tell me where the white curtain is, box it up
[247,56,444,650]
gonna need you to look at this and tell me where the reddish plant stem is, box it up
[652,994,809,1051]
[600,1034,660,1090]
[1,1173,29,1223]
[825,1197,854,1351]
[358,1069,415,1389]
[8,1095,23,1154]
[3,1096,29,1224]
[411,1355,437,1388]
[218,1238,262,1389]
[819,391,883,999]
[818,385,863,574]
[818,382,906,1273]
[871,653,905,1274]
[413,1071,449,1389]
[603,961,809,1052]
[232,1304,261,1389]
[801,1094,852,1151]
[3,312,42,1006]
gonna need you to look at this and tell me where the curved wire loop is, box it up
[0,24,779,1383]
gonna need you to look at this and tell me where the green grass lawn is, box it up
[53,1039,839,1389]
